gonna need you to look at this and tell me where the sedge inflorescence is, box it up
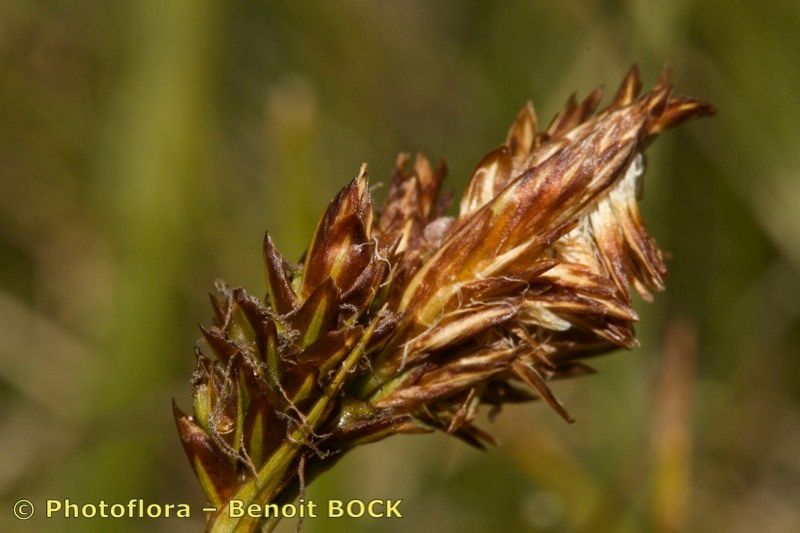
[174,65,713,531]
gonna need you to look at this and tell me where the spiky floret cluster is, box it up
[174,66,713,531]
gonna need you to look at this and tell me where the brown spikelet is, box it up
[174,65,714,531]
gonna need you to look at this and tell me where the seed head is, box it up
[174,65,714,529]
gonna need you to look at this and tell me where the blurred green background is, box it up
[1,1,798,532]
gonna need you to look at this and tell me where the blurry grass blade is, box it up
[650,319,697,533]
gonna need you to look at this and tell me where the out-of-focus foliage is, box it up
[0,1,797,532]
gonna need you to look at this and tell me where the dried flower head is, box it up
[174,65,714,531]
